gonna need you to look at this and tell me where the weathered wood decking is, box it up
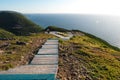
[0,39,59,80]
[31,55,58,65]
[50,32,73,40]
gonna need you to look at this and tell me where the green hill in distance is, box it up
[0,11,43,35]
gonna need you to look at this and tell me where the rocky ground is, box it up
[57,42,92,80]
[0,33,55,71]
[57,31,120,80]
[0,39,46,70]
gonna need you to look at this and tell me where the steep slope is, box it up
[0,11,43,35]
[0,28,15,39]
[57,31,120,80]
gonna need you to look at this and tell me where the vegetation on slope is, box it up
[72,30,120,51]
[0,11,58,70]
[0,10,120,80]
[45,26,69,32]
[0,11,43,35]
[57,31,120,80]
[0,33,56,70]
[0,28,15,39]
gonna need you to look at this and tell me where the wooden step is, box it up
[37,49,58,55]
[42,44,58,49]
[31,55,58,65]
[45,41,58,45]
[0,65,58,74]
[47,40,58,42]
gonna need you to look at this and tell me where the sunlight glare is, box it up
[62,0,120,16]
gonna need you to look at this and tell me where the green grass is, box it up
[72,30,120,51]
[0,28,15,39]
[0,33,56,71]
[59,32,120,80]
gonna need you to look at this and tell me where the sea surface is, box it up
[25,14,120,48]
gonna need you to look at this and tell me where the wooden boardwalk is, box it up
[0,39,59,80]
[50,31,73,40]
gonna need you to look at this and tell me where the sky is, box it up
[0,0,120,16]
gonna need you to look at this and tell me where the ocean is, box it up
[25,14,120,48]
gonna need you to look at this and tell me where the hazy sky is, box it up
[0,0,120,16]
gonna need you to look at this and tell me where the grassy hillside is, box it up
[0,11,120,80]
[72,30,120,51]
[0,28,15,39]
[0,11,43,35]
[45,26,69,32]
[0,33,56,71]
[57,31,120,80]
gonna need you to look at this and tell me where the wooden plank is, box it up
[37,49,58,55]
[0,65,58,74]
[31,55,58,65]
[42,45,58,49]
[45,41,58,45]
[47,40,58,42]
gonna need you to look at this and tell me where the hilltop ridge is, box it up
[0,11,43,36]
